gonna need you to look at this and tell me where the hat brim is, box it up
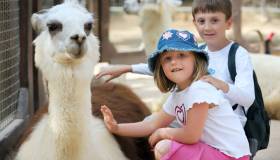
[148,45,208,72]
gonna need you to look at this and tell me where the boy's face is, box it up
[193,11,232,46]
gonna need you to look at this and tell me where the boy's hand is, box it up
[95,65,132,82]
[100,105,118,133]
[200,75,229,93]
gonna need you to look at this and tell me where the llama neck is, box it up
[47,71,92,131]
[46,70,93,160]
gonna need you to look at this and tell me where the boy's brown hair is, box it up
[192,0,232,20]
[154,51,208,93]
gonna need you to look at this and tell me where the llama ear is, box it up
[157,0,182,6]
[64,0,85,6]
[31,9,49,34]
[123,0,141,14]
[78,0,86,6]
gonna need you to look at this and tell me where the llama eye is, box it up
[47,22,62,33]
[84,22,92,34]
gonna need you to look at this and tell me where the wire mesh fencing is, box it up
[0,0,20,132]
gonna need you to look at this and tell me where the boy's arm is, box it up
[200,76,229,93]
[225,48,255,109]
[95,65,132,82]
[95,63,152,82]
[131,63,153,75]
[202,48,255,110]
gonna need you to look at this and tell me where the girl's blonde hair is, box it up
[154,51,208,93]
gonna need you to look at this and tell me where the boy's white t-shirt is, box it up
[205,42,255,126]
[163,80,250,158]
[131,42,255,126]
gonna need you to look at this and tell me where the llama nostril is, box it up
[80,36,86,44]
[71,34,86,44]
[71,34,79,41]
[81,36,86,41]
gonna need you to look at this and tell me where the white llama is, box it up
[250,54,280,119]
[16,1,129,160]
[124,0,182,56]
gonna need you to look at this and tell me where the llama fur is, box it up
[16,1,153,160]
[250,54,280,119]
[16,83,153,160]
[124,0,181,56]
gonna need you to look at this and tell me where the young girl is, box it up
[101,29,250,160]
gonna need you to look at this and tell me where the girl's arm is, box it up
[101,105,174,137]
[149,103,209,146]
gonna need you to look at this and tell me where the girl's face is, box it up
[160,51,194,90]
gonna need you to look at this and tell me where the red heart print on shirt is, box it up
[175,104,186,125]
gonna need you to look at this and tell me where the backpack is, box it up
[228,43,270,156]
[199,43,270,157]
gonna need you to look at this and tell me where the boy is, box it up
[96,0,254,127]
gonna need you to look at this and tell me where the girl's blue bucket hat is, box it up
[147,29,209,72]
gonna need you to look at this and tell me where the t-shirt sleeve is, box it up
[131,63,153,75]
[184,81,221,110]
[162,95,176,116]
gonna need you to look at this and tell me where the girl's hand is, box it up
[95,65,132,82]
[200,75,229,93]
[149,128,167,147]
[100,105,118,133]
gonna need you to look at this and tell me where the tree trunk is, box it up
[231,0,244,44]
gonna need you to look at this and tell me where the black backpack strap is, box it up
[228,45,270,154]
[228,42,239,82]
[228,42,246,114]
[232,104,238,110]
[232,104,246,115]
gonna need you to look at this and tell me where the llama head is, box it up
[31,0,99,80]
[123,0,142,14]
[123,0,182,14]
